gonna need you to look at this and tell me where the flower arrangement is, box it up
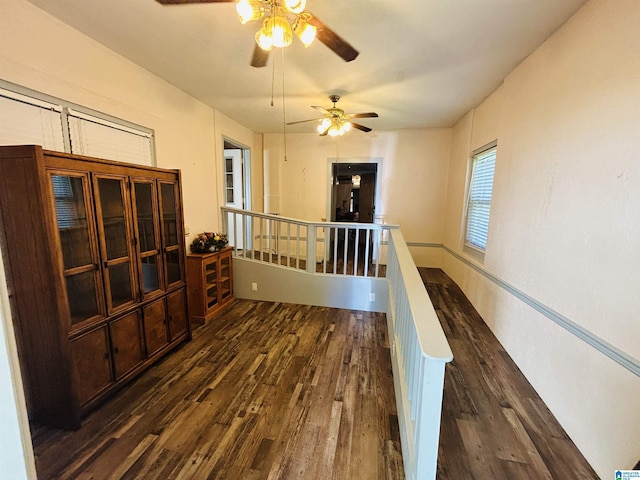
[190,232,229,253]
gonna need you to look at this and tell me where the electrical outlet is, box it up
[251,282,258,291]
[369,293,375,301]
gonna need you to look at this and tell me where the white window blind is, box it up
[51,175,76,229]
[68,110,153,166]
[465,144,497,251]
[0,89,65,151]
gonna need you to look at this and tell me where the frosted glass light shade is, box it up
[283,0,306,14]
[236,0,263,24]
[270,15,293,48]
[294,19,316,47]
[255,19,274,50]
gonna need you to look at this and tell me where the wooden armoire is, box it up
[0,145,190,429]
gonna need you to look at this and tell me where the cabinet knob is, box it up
[114,347,119,354]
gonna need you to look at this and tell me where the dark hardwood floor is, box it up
[421,268,599,480]
[31,301,402,479]
[30,268,598,479]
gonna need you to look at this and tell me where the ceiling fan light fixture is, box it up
[283,0,306,15]
[236,0,263,25]
[294,15,316,47]
[255,19,274,50]
[327,124,341,137]
[270,14,293,48]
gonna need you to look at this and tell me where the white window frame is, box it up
[463,141,497,258]
[0,80,155,166]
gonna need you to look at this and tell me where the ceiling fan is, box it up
[155,0,359,68]
[287,95,379,136]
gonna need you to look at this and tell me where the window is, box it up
[464,142,497,253]
[0,82,154,166]
[68,110,153,166]
[0,89,65,151]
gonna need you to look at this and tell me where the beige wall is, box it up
[263,129,451,246]
[443,0,640,475]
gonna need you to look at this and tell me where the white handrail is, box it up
[386,229,453,480]
[222,207,395,278]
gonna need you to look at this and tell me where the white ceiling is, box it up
[26,0,587,133]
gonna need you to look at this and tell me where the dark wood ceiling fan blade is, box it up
[350,122,372,133]
[156,0,232,4]
[311,106,330,115]
[307,15,359,62]
[347,112,378,119]
[286,118,321,125]
[319,129,329,136]
[251,45,269,68]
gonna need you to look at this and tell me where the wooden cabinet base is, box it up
[186,247,234,326]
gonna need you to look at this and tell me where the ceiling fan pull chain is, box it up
[270,53,276,107]
[282,47,288,162]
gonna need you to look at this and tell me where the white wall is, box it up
[443,0,640,475]
[0,244,35,479]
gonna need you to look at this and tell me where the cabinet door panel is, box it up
[108,261,134,309]
[66,270,101,326]
[205,259,219,310]
[143,298,169,357]
[132,179,164,299]
[70,327,112,405]
[109,311,144,379]
[167,289,188,341]
[94,175,138,313]
[159,182,184,289]
[218,251,233,302]
[49,171,105,329]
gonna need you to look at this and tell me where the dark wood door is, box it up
[70,326,112,405]
[167,288,188,341]
[143,298,169,357]
[109,311,144,379]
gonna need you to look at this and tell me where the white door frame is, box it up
[326,157,383,225]
[223,138,252,251]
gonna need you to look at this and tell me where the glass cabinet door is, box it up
[94,175,138,313]
[159,181,184,288]
[49,171,105,329]
[131,179,164,299]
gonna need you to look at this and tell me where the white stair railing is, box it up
[222,207,391,277]
[386,228,453,480]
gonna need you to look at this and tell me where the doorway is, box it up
[223,138,251,250]
[330,162,378,223]
[327,160,381,271]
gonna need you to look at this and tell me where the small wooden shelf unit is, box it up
[186,247,234,325]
